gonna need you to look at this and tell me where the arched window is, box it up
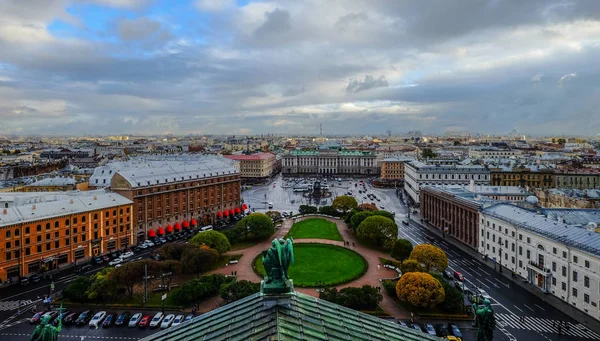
[5,230,11,238]
[53,221,58,228]
[25,226,30,234]
[4,203,8,208]
[537,244,545,252]
[14,229,20,237]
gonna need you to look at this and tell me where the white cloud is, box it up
[195,0,235,12]
[531,74,543,82]
[559,73,577,86]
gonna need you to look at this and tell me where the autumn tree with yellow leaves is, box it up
[396,272,445,308]
[408,244,448,272]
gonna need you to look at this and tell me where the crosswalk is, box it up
[0,300,33,312]
[496,313,600,339]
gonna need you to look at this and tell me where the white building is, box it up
[404,161,490,204]
[468,148,523,159]
[479,203,600,321]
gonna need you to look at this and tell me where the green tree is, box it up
[86,267,117,301]
[111,262,145,298]
[219,280,261,304]
[265,211,282,221]
[431,274,464,313]
[318,205,337,216]
[357,203,378,211]
[181,245,219,277]
[409,244,448,273]
[319,285,383,311]
[396,272,445,308]
[63,276,91,303]
[350,211,372,230]
[332,195,358,213]
[356,215,398,249]
[299,205,318,214]
[421,148,437,159]
[371,210,394,221]
[390,239,413,261]
[160,243,196,261]
[558,138,566,145]
[190,230,231,255]
[400,259,424,274]
[551,138,556,144]
[235,213,275,241]
[222,229,238,244]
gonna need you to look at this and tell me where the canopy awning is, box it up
[166,225,173,233]
[217,211,223,218]
[242,203,248,210]
[157,227,165,235]
[190,218,197,227]
[148,230,156,238]
[229,209,235,216]
[182,221,190,229]
[235,207,241,214]
[174,222,181,231]
[223,210,229,217]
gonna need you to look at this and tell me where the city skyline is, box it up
[1,1,600,136]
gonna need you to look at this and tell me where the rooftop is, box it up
[141,291,436,341]
[27,177,76,187]
[408,160,488,172]
[482,204,600,257]
[541,208,600,226]
[223,153,276,161]
[382,157,413,162]
[0,190,132,227]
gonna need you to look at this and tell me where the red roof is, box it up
[223,153,275,161]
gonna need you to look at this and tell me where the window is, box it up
[573,288,578,297]
[526,250,530,259]
[493,235,496,242]
[584,294,590,303]
[54,241,59,248]
[519,260,523,268]
[552,277,557,286]
[585,276,590,288]
[73,217,77,224]
[53,222,57,228]
[5,230,10,238]
[65,219,70,226]
[585,260,590,268]
[573,271,578,282]
[552,262,556,272]
[25,237,30,245]
[563,251,567,258]
[511,256,515,264]
[511,243,515,252]
[519,234,522,240]
[37,245,42,253]
[573,255,579,263]
[562,266,567,276]
[36,224,41,232]
[553,247,557,254]
[82,216,86,222]
[519,246,522,255]
[527,237,531,244]
[25,226,30,234]
[562,282,566,290]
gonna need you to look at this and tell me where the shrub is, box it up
[170,274,234,305]
[400,259,424,274]
[319,285,382,311]
[350,211,372,230]
[299,205,318,214]
[220,280,261,304]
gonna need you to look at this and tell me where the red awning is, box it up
[217,211,223,218]
[242,203,248,210]
[235,207,241,214]
[148,230,156,238]
[157,227,165,235]
[223,210,229,217]
[182,221,190,229]
[166,225,173,233]
[229,209,235,216]
[174,222,181,231]
[190,218,197,227]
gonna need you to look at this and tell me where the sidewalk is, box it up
[206,215,410,319]
[410,211,600,334]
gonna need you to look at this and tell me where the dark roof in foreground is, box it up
[140,291,437,341]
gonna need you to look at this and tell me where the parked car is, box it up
[102,255,110,262]
[424,324,437,336]
[76,264,92,273]
[145,240,155,247]
[41,311,59,323]
[448,323,463,338]
[137,244,148,249]
[475,288,492,301]
[30,312,46,324]
[183,314,194,323]
[160,314,175,329]
[89,311,107,328]
[20,277,30,286]
[64,312,79,325]
[121,251,134,259]
[397,320,408,327]
[453,271,464,282]
[53,310,71,326]
[75,310,93,326]
[138,315,151,328]
[149,312,164,328]
[102,313,117,328]
[93,256,103,264]
[115,312,131,326]
[128,313,142,328]
[410,324,423,332]
[109,258,123,266]
[30,274,41,283]
[172,315,185,327]
[443,270,453,279]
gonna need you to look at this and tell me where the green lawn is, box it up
[285,218,343,241]
[254,243,366,287]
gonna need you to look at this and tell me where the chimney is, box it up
[93,196,97,200]
[2,209,7,215]
[70,199,74,204]
[32,204,36,210]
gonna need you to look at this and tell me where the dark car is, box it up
[448,323,463,338]
[20,277,30,286]
[41,311,59,323]
[30,274,41,283]
[133,247,142,253]
[76,264,93,273]
[93,256,103,264]
[166,235,174,242]
[30,312,46,324]
[64,312,80,325]
[102,255,110,262]
[110,252,120,259]
[443,270,453,280]
[53,310,71,326]
[75,310,93,326]
[115,312,131,326]
[102,313,117,328]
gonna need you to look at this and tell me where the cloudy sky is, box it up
[1,0,600,136]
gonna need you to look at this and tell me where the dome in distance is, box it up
[525,196,539,205]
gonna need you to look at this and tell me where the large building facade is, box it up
[380,157,411,182]
[404,161,490,204]
[0,190,133,282]
[282,150,377,176]
[468,148,523,159]
[223,153,277,181]
[489,168,556,189]
[89,156,242,244]
[480,204,600,321]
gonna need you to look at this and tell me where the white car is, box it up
[144,241,155,247]
[128,313,142,327]
[171,315,184,327]
[138,244,148,249]
[121,252,134,259]
[109,258,123,266]
[149,312,164,328]
[89,311,107,328]
[476,288,493,300]
[160,314,175,329]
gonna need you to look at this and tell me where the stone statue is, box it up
[30,304,64,341]
[261,238,295,294]
[472,299,496,341]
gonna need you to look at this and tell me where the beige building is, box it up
[533,188,600,209]
[223,153,277,181]
[380,157,411,182]
[555,170,600,190]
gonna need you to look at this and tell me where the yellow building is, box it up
[489,167,556,189]
[223,153,277,181]
[380,157,410,181]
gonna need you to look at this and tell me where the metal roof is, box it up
[28,177,76,187]
[482,204,600,257]
[141,291,437,341]
[541,208,600,225]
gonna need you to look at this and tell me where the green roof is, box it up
[290,150,320,156]
[140,291,437,341]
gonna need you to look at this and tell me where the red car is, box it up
[138,315,151,328]
[30,312,46,324]
[453,271,464,282]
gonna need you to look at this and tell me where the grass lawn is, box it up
[254,243,366,287]
[285,218,343,241]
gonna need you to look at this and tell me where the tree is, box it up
[319,285,383,311]
[235,213,275,241]
[350,211,372,230]
[396,272,445,308]
[222,229,238,244]
[111,262,145,298]
[431,274,464,313]
[265,211,282,221]
[390,239,413,261]
[190,230,231,255]
[332,195,358,213]
[409,244,448,273]
[181,245,219,277]
[299,205,318,214]
[160,243,197,261]
[400,259,424,274]
[318,205,337,216]
[357,203,378,211]
[220,280,261,304]
[551,138,556,144]
[422,148,437,159]
[558,138,566,145]
[371,210,394,221]
[356,216,398,249]
[63,276,91,303]
[86,268,117,301]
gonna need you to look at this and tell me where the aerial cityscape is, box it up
[2,1,600,341]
